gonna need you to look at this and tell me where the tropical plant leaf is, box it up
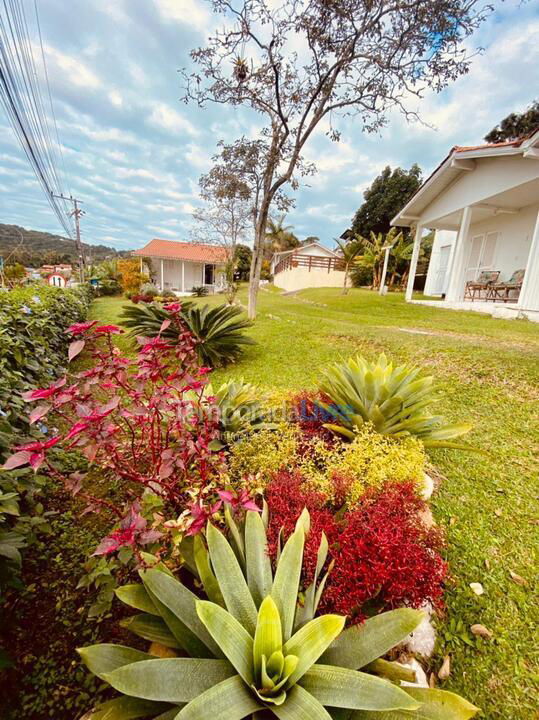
[176,674,262,720]
[245,510,273,607]
[102,658,235,703]
[283,614,346,685]
[78,644,152,681]
[79,696,174,720]
[253,596,283,678]
[320,609,423,670]
[206,523,257,634]
[115,584,159,615]
[271,528,305,641]
[349,687,479,719]
[140,568,222,658]
[364,659,416,683]
[224,504,246,567]
[120,614,181,650]
[271,684,333,719]
[194,534,225,606]
[196,600,254,685]
[300,664,420,711]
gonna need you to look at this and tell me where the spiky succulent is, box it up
[318,353,473,449]
[210,378,275,441]
[78,509,479,720]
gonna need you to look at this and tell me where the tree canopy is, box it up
[484,100,539,143]
[351,165,422,238]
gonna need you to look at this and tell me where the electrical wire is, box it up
[0,0,74,237]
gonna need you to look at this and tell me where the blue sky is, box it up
[0,0,538,251]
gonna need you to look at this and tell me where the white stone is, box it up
[400,658,429,688]
[420,473,435,500]
[405,603,436,657]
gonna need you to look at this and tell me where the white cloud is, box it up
[43,44,101,90]
[109,90,124,108]
[153,0,212,32]
[148,103,199,137]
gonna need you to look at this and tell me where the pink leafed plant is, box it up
[4,303,229,552]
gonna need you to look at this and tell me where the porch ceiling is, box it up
[422,177,539,230]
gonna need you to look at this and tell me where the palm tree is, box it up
[356,229,402,290]
[334,237,364,294]
[265,215,299,256]
[388,232,411,288]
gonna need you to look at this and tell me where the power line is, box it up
[0,0,75,238]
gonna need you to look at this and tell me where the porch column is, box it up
[181,260,185,292]
[379,245,392,295]
[445,205,472,302]
[160,258,164,291]
[405,224,423,301]
[518,208,539,311]
[139,257,143,276]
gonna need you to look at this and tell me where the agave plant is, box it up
[120,302,255,367]
[210,379,275,442]
[318,353,473,449]
[78,509,478,719]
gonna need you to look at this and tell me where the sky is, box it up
[0,0,538,252]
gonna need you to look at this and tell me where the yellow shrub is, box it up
[228,423,299,490]
[329,430,425,506]
[228,422,426,508]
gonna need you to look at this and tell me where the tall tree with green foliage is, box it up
[351,165,422,238]
[183,0,490,320]
[265,215,299,257]
[484,100,539,143]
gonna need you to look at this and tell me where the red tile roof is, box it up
[133,239,228,263]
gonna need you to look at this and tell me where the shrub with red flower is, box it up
[4,304,227,554]
[265,472,447,622]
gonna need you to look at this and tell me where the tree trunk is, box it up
[342,266,349,295]
[247,201,271,320]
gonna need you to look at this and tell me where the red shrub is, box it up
[265,471,339,583]
[265,475,447,622]
[320,482,447,622]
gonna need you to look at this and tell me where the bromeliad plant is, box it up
[78,509,479,719]
[210,378,275,442]
[318,353,474,449]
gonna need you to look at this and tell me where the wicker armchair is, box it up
[486,269,525,302]
[464,270,500,301]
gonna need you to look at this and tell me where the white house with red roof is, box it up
[133,239,228,294]
[392,128,539,322]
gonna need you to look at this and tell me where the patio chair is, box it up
[464,270,500,301]
[486,269,525,303]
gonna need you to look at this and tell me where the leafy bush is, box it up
[120,301,255,367]
[140,283,159,298]
[265,475,447,623]
[0,285,90,585]
[77,508,477,719]
[228,423,299,486]
[3,305,226,556]
[229,423,426,506]
[191,285,209,296]
[318,353,473,449]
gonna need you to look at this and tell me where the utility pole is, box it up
[51,193,86,282]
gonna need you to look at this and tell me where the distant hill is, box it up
[0,223,131,267]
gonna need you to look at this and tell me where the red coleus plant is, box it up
[4,303,228,553]
[265,471,447,623]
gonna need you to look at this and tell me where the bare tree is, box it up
[183,0,489,318]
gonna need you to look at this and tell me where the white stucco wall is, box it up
[274,266,345,292]
[423,204,538,299]
[421,156,539,226]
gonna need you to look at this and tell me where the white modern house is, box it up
[392,128,539,322]
[272,242,345,292]
[134,239,227,294]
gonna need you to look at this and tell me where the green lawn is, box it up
[90,288,539,719]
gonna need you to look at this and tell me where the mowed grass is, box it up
[90,289,539,719]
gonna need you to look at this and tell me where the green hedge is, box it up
[0,284,91,457]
